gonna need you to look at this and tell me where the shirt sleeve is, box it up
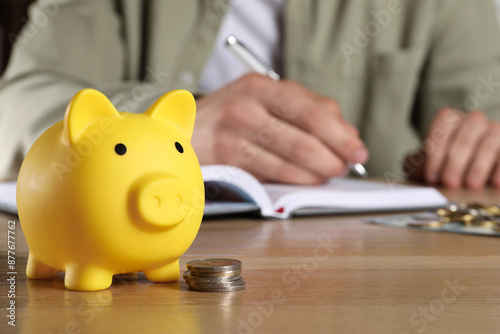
[0,0,167,180]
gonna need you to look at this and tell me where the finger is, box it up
[342,119,360,136]
[260,115,347,178]
[424,107,463,184]
[234,74,345,121]
[441,110,489,189]
[272,121,347,178]
[262,80,368,164]
[249,114,347,179]
[465,122,500,189]
[233,140,324,185]
[299,109,368,163]
[211,130,322,184]
[216,91,348,178]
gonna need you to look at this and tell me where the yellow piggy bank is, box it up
[17,89,205,291]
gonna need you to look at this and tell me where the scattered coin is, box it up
[408,220,446,229]
[184,258,246,292]
[470,220,500,228]
[410,202,500,233]
[412,212,440,221]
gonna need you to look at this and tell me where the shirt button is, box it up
[178,71,195,85]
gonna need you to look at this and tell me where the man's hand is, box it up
[192,74,368,184]
[407,107,500,189]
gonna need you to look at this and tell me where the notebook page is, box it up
[0,182,17,214]
[264,178,447,216]
[264,178,406,203]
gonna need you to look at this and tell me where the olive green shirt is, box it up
[1,0,500,180]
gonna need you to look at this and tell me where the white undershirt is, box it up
[198,0,284,94]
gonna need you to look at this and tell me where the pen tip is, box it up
[348,163,368,178]
[226,35,237,46]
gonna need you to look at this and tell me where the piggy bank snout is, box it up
[130,174,191,228]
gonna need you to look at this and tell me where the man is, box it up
[1,0,500,189]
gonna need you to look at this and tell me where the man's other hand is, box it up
[407,108,500,189]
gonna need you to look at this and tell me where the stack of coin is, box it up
[183,258,246,292]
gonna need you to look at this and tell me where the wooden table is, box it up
[1,187,499,334]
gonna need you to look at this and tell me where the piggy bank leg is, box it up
[144,259,180,282]
[64,265,113,291]
[26,252,59,279]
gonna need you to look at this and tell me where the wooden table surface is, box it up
[1,187,500,334]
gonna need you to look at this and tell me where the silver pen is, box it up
[225,35,369,178]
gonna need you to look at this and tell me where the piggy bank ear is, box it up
[145,90,196,139]
[64,89,119,145]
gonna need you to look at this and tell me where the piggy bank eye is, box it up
[175,142,184,154]
[115,143,127,155]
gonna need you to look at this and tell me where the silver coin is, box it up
[412,211,439,221]
[187,258,242,272]
[183,271,240,283]
[189,269,242,278]
[187,277,245,288]
[188,281,246,292]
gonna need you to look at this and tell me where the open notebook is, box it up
[202,165,448,218]
[0,165,448,219]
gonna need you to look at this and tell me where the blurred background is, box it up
[0,0,35,76]
[1,0,500,77]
